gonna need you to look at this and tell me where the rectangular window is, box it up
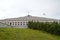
[10,22,11,25]
[21,24,22,25]
[18,22,19,25]
[21,22,22,25]
[23,22,25,25]
[13,22,14,25]
[21,22,22,23]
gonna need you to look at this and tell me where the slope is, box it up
[0,28,60,40]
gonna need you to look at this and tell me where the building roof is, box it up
[0,15,60,22]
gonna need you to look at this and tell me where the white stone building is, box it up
[0,15,60,28]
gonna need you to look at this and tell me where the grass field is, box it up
[0,28,60,40]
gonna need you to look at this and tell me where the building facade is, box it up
[0,15,60,28]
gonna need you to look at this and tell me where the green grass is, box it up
[0,28,60,40]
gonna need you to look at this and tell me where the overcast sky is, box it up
[0,0,60,19]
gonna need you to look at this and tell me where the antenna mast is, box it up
[27,11,31,17]
[28,11,30,15]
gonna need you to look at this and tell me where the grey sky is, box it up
[0,0,60,19]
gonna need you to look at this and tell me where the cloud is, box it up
[0,0,60,19]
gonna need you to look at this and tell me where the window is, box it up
[18,22,19,25]
[23,22,25,25]
[21,22,22,25]
[10,22,11,25]
[21,22,22,23]
[18,22,19,23]
[23,24,25,25]
[21,24,22,25]
[13,22,14,25]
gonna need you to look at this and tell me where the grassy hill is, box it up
[0,28,60,40]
